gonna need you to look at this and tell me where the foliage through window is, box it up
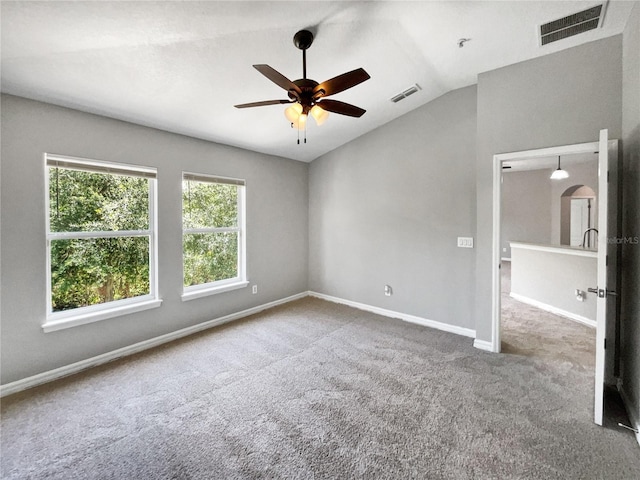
[182,173,245,291]
[46,155,157,316]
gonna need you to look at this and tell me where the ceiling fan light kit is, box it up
[235,29,370,144]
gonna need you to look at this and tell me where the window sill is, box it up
[43,298,163,333]
[181,280,249,302]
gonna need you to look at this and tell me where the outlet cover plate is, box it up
[457,237,474,248]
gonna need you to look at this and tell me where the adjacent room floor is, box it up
[2,296,639,479]
[500,260,595,366]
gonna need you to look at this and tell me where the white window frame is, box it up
[43,153,161,332]
[181,172,247,301]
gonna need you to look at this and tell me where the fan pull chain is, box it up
[293,117,307,145]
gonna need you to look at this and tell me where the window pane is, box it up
[50,237,150,311]
[183,232,238,286]
[49,168,149,232]
[182,181,238,229]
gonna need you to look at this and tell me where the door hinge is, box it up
[606,255,608,266]
[607,171,610,182]
[604,338,607,349]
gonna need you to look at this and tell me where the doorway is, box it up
[499,158,598,365]
[560,185,598,247]
[499,163,599,331]
[571,197,593,245]
[490,134,619,426]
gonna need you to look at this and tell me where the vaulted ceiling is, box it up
[1,1,635,162]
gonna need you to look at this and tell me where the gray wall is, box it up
[309,86,477,330]
[621,2,640,429]
[0,94,309,384]
[475,36,623,342]
[501,170,552,258]
[510,245,597,322]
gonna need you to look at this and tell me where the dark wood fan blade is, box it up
[314,68,370,98]
[316,99,366,117]
[253,65,302,95]
[234,99,293,108]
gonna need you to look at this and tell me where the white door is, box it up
[593,129,619,426]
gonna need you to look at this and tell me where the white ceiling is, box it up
[1,1,635,163]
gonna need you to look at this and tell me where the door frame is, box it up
[490,140,604,353]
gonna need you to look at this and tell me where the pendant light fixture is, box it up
[550,155,569,180]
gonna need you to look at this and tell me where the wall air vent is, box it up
[390,84,422,103]
[539,3,607,46]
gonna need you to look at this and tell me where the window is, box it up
[44,154,160,332]
[182,172,247,300]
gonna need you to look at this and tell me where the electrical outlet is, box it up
[384,285,393,296]
[252,285,258,294]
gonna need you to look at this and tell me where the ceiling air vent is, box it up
[539,3,606,46]
[390,84,422,103]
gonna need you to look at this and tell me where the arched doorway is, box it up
[560,184,597,247]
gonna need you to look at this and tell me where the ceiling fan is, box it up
[234,29,370,138]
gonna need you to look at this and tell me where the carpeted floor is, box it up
[500,260,596,369]
[1,292,639,478]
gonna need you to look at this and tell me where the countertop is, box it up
[510,241,598,258]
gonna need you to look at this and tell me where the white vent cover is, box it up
[390,84,422,103]
[539,2,607,46]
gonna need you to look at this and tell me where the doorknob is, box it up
[587,287,616,298]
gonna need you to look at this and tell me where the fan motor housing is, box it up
[291,79,319,90]
[288,78,322,110]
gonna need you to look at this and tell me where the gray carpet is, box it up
[501,260,596,369]
[1,295,639,479]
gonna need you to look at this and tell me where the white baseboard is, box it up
[473,339,494,352]
[309,291,476,338]
[509,292,596,328]
[0,292,308,398]
[619,383,640,447]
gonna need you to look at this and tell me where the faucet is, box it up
[582,228,598,249]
